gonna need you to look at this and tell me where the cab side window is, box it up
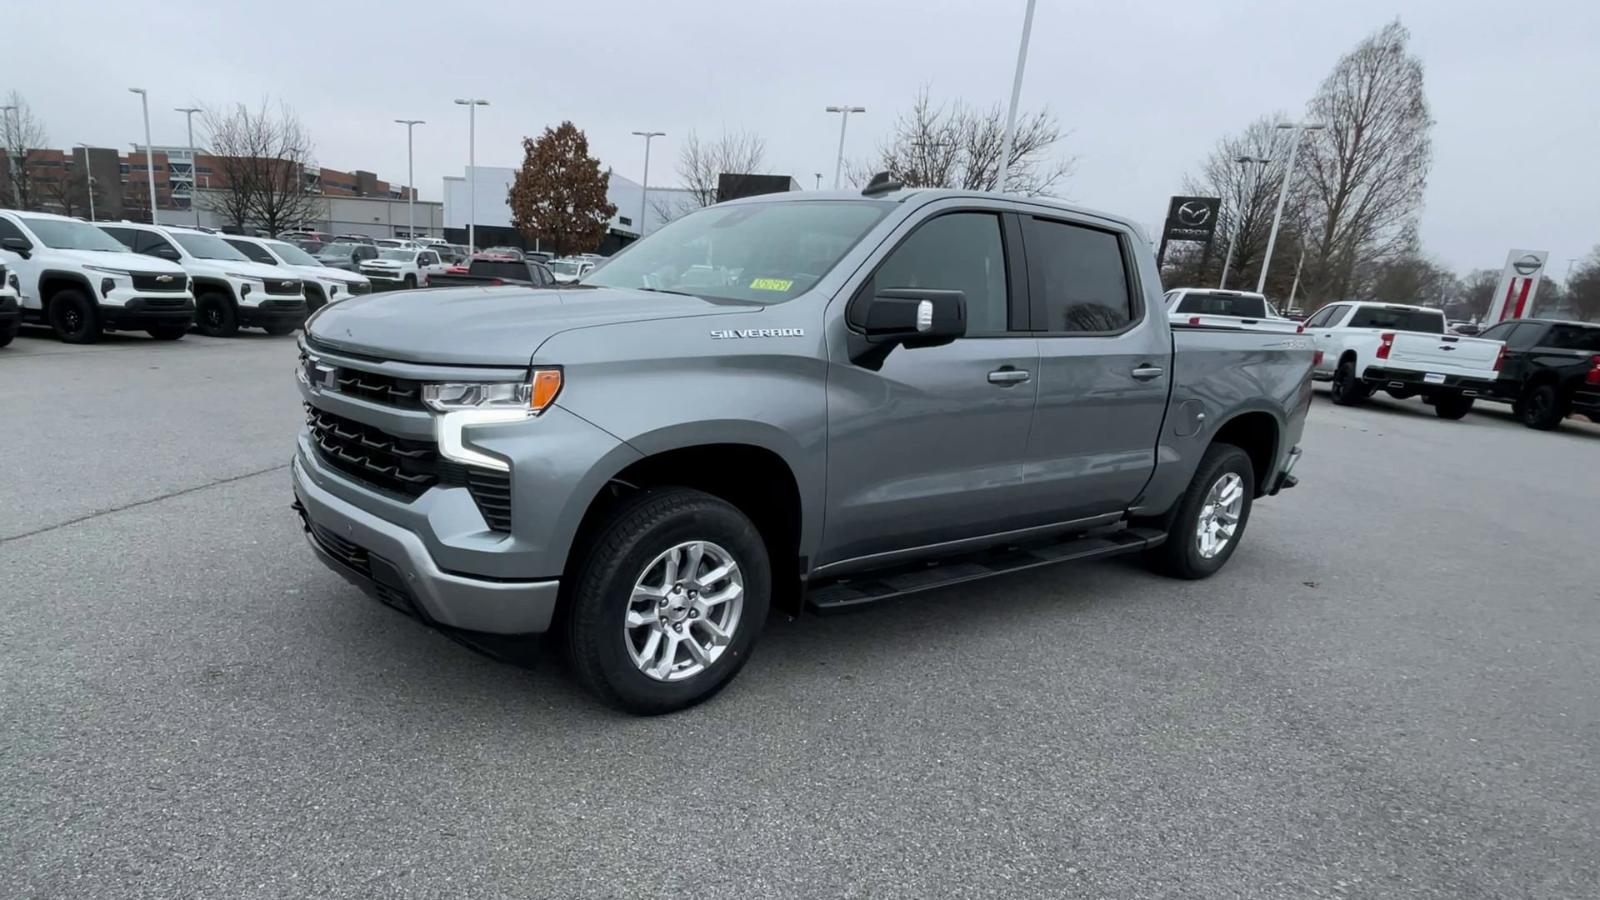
[100,226,137,250]
[871,212,1011,334]
[227,240,276,265]
[134,232,178,258]
[1024,218,1136,333]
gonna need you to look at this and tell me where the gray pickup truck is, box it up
[292,180,1313,713]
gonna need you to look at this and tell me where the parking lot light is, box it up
[630,131,664,240]
[825,105,865,190]
[174,107,202,226]
[454,99,489,252]
[72,143,97,221]
[129,88,159,225]
[1257,121,1325,294]
[395,119,425,240]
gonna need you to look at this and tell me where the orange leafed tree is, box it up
[508,121,617,257]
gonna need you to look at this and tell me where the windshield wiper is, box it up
[635,287,701,297]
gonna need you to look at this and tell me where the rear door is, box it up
[1022,213,1170,521]
[821,205,1039,567]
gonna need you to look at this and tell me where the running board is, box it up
[804,526,1166,613]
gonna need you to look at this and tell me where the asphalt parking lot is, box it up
[3,326,1598,899]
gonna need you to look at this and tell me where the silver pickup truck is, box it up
[292,179,1314,713]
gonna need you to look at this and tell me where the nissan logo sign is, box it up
[1177,201,1212,227]
[1512,254,1542,276]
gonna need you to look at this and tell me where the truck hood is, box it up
[306,285,757,366]
[49,248,187,275]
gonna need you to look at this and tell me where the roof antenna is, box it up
[861,172,903,196]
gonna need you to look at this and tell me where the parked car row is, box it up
[0,208,373,344]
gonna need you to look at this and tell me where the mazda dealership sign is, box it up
[1162,196,1221,242]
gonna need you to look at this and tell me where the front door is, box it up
[1020,214,1169,521]
[821,207,1039,568]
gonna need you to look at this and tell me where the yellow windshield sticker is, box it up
[749,278,794,292]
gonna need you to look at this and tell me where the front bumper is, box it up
[292,454,560,634]
[239,298,308,328]
[101,296,196,329]
[1360,366,1497,396]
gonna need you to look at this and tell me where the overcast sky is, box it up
[8,0,1596,274]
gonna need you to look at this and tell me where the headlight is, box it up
[423,370,562,472]
[85,265,132,276]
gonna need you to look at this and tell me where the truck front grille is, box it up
[305,404,513,532]
[264,279,302,296]
[132,272,189,292]
[334,369,424,409]
[306,405,437,497]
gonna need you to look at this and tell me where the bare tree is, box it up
[860,88,1072,195]
[1298,20,1434,303]
[1459,269,1500,320]
[1175,115,1302,290]
[1,90,49,210]
[654,129,768,223]
[201,99,324,233]
[1568,247,1600,322]
[37,165,102,219]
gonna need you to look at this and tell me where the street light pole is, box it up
[996,0,1038,193]
[1218,155,1271,289]
[630,130,664,239]
[1,104,20,207]
[395,119,424,239]
[129,88,159,225]
[1256,121,1324,294]
[73,143,96,221]
[825,105,865,190]
[454,99,488,252]
[174,107,201,226]
[814,173,822,190]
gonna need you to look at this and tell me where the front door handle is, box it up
[988,367,1031,386]
[1130,365,1165,381]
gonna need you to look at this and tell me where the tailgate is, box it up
[1388,333,1503,378]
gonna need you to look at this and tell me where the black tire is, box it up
[264,323,299,336]
[0,323,15,348]
[564,488,771,715]
[1330,359,1369,406]
[1519,384,1565,431]
[1148,443,1256,580]
[402,274,417,290]
[145,325,188,341]
[47,289,101,343]
[1433,392,1474,420]
[194,292,239,337]
[1385,387,1417,400]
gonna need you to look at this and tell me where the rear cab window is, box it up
[1023,216,1138,333]
[1346,305,1444,335]
[1544,324,1600,351]
[1173,292,1268,318]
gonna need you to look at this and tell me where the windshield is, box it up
[1174,292,1269,318]
[584,200,892,302]
[316,242,360,260]
[173,232,250,261]
[379,250,415,261]
[548,260,581,276]
[268,241,322,266]
[18,217,130,252]
[1346,306,1445,334]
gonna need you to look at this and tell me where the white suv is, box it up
[100,222,307,336]
[222,235,371,312]
[0,210,195,343]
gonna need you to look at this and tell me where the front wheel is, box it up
[194,292,239,337]
[1433,392,1474,420]
[402,274,417,290]
[1148,443,1256,580]
[564,488,771,715]
[0,323,15,347]
[1519,384,1565,430]
[48,289,101,343]
[1330,359,1369,406]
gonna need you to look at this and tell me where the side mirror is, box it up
[152,245,181,261]
[2,236,32,258]
[849,287,966,368]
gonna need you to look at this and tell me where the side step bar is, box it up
[805,526,1166,614]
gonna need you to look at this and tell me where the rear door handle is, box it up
[1130,365,1165,381]
[988,368,1031,385]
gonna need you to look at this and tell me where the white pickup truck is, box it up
[1164,288,1301,334]
[1305,301,1505,419]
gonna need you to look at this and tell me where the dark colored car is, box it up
[0,263,18,347]
[427,258,557,287]
[315,242,381,272]
[1477,318,1600,429]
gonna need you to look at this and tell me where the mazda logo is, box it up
[1512,254,1542,276]
[1177,200,1213,227]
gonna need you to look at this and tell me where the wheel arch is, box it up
[191,276,237,305]
[1209,409,1280,498]
[39,270,96,310]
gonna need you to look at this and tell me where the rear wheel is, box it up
[0,323,15,347]
[145,325,188,341]
[402,274,417,290]
[1519,384,1565,430]
[564,488,771,715]
[194,292,238,337]
[1330,359,1369,406]
[1433,392,1474,420]
[48,289,101,343]
[1148,443,1255,580]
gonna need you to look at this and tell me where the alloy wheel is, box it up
[1195,472,1244,559]
[624,540,745,682]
